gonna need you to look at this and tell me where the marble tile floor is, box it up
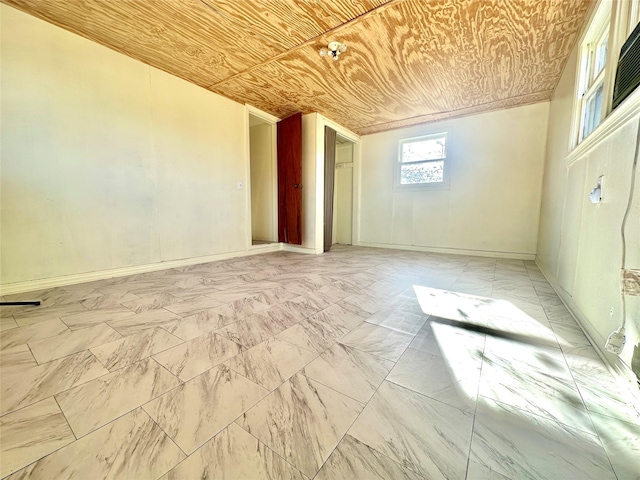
[0,246,638,479]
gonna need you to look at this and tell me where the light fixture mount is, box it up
[319,41,347,61]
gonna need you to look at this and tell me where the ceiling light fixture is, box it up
[319,41,347,61]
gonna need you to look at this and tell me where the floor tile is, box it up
[340,323,413,361]
[1,316,18,331]
[0,344,38,375]
[81,292,140,310]
[217,313,290,348]
[577,379,640,425]
[315,434,421,480]
[55,357,181,437]
[120,293,184,313]
[551,320,591,348]
[483,336,571,380]
[365,308,427,335]
[410,320,485,367]
[6,409,185,480]
[480,347,592,432]
[163,295,225,317]
[210,295,272,319]
[61,307,135,330]
[153,331,242,381]
[11,303,89,327]
[339,293,383,317]
[28,323,121,364]
[161,423,306,480]
[1,350,108,415]
[469,396,616,480]
[590,412,640,480]
[0,397,75,478]
[318,303,367,330]
[161,308,236,341]
[388,347,480,413]
[143,365,268,454]
[226,337,317,390]
[303,343,394,403]
[238,372,363,478]
[90,327,183,371]
[466,459,513,479]
[0,319,69,350]
[349,381,473,479]
[275,313,351,353]
[106,309,182,336]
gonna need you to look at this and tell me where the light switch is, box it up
[237,181,243,190]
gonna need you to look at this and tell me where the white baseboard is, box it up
[282,244,320,255]
[1,248,280,295]
[357,241,536,261]
[249,243,283,253]
[535,259,640,412]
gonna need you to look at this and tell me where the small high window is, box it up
[396,133,448,188]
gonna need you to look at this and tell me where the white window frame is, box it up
[576,11,610,145]
[394,132,449,191]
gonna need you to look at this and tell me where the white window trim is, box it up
[574,2,612,146]
[570,0,640,151]
[394,132,450,191]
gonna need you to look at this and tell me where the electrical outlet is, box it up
[621,269,640,296]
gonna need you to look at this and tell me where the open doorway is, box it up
[249,113,277,246]
[332,135,354,246]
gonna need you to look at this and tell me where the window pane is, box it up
[402,137,446,163]
[593,31,608,80]
[582,83,604,139]
[400,161,444,184]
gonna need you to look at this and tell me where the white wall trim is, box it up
[0,248,280,295]
[315,114,361,253]
[566,86,640,167]
[282,244,320,255]
[245,104,280,248]
[358,241,536,260]
[249,243,283,253]
[536,258,640,412]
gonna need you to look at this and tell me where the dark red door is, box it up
[277,113,302,245]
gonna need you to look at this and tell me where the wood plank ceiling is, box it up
[3,0,593,135]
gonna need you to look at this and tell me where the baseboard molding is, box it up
[357,241,536,260]
[0,248,280,295]
[282,244,320,255]
[249,243,283,253]
[535,258,640,412]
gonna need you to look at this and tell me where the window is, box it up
[577,17,610,143]
[396,133,448,188]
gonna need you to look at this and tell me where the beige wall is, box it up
[359,103,550,257]
[0,5,247,286]
[536,42,640,378]
[249,123,275,242]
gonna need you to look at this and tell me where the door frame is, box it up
[314,114,361,252]
[245,105,280,250]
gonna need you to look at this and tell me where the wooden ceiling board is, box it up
[206,0,391,49]
[2,0,592,135]
[213,0,591,133]
[3,0,285,86]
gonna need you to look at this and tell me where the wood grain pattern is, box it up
[2,0,592,134]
